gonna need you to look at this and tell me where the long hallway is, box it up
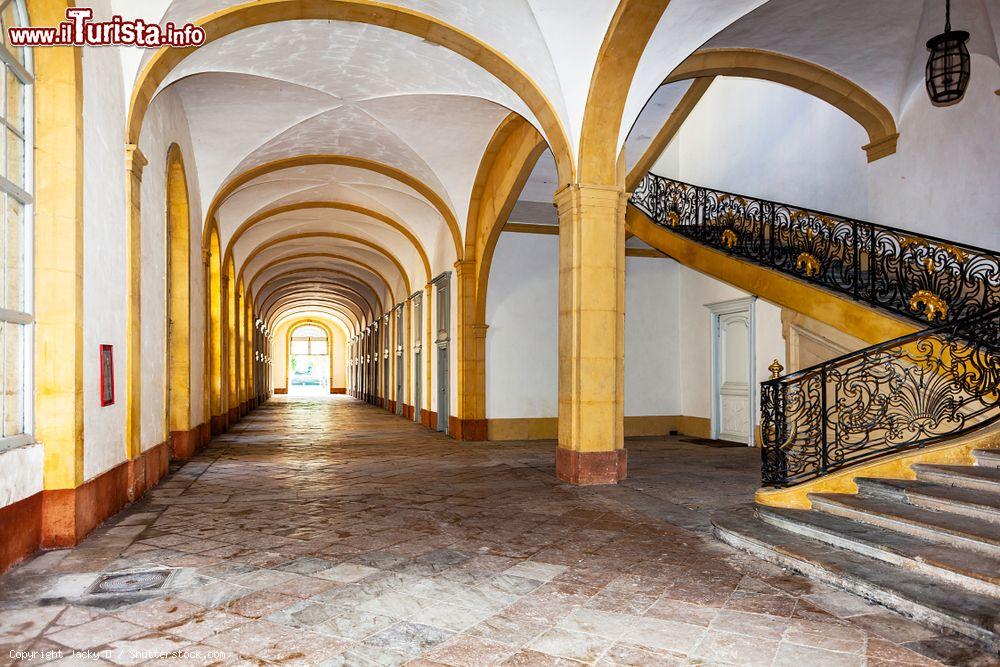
[1,397,983,666]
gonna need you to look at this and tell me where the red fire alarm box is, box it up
[100,344,115,406]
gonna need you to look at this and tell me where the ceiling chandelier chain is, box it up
[925,0,971,105]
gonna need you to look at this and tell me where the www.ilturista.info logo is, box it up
[7,8,206,48]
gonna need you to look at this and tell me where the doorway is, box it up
[709,298,756,445]
[288,324,330,396]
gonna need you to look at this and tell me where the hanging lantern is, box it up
[925,0,970,105]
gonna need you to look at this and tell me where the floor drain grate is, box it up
[88,569,173,594]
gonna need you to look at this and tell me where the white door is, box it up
[710,299,755,445]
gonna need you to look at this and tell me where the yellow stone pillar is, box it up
[219,272,230,430]
[35,19,84,495]
[555,183,627,484]
[125,144,148,462]
[454,259,487,440]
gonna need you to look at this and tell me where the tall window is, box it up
[0,0,32,446]
[289,324,329,393]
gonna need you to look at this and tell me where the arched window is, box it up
[0,0,33,445]
[290,325,328,355]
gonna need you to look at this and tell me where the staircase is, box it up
[628,174,1000,652]
[714,447,1000,651]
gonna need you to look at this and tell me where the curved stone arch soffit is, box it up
[266,299,365,337]
[126,0,575,184]
[258,277,379,322]
[275,312,352,341]
[665,48,899,162]
[466,115,549,324]
[224,201,432,281]
[237,232,412,296]
[272,306,358,337]
[248,252,396,306]
[264,293,367,330]
[256,267,385,316]
[259,279,374,319]
[207,155,463,261]
[578,0,672,186]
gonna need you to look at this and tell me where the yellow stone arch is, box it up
[237,232,413,296]
[126,0,574,183]
[248,252,397,306]
[165,144,192,448]
[666,48,899,161]
[207,155,463,262]
[224,201,431,279]
[257,267,385,317]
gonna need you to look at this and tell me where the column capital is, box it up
[202,248,211,266]
[471,323,489,337]
[125,143,148,180]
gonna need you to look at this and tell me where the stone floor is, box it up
[2,396,997,667]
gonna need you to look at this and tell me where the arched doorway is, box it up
[288,324,330,395]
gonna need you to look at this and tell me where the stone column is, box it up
[454,259,487,440]
[555,183,627,484]
[125,144,147,467]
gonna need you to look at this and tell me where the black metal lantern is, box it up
[925,0,970,105]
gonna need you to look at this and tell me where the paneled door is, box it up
[709,298,756,445]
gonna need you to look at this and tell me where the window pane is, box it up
[3,321,23,437]
[5,195,22,311]
[311,340,328,355]
[6,69,23,134]
[290,340,309,355]
[1,4,24,66]
[6,127,22,188]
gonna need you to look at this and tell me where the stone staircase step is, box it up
[713,507,1000,651]
[855,477,1000,524]
[756,505,1000,596]
[913,464,1000,493]
[974,449,1000,468]
[809,493,1000,557]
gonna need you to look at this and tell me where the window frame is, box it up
[0,0,33,453]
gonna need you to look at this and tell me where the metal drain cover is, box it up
[89,569,173,594]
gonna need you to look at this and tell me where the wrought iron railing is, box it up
[759,307,999,487]
[630,173,999,325]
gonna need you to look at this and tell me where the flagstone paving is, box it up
[1,396,996,666]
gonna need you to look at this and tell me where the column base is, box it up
[556,447,627,485]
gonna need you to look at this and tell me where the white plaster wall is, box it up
[677,266,785,425]
[624,258,682,416]
[485,232,558,419]
[0,443,43,508]
[652,77,871,219]
[869,56,1000,248]
[138,88,205,450]
[82,30,128,480]
[649,70,1000,249]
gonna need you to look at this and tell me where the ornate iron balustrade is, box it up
[760,308,999,487]
[630,173,999,325]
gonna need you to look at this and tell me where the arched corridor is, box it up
[1,0,998,661]
[0,394,966,665]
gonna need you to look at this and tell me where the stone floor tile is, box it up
[503,562,568,583]
[363,621,456,657]
[502,649,586,666]
[160,609,247,642]
[0,606,65,644]
[690,630,779,667]
[315,562,380,583]
[594,642,686,666]
[527,628,615,663]
[102,632,191,666]
[44,616,144,651]
[424,635,518,666]
[772,640,865,667]
[315,608,399,641]
[111,597,204,630]
[619,616,705,655]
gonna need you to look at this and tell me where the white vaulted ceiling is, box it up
[118,0,1000,331]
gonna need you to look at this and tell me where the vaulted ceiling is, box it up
[111,0,1000,333]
